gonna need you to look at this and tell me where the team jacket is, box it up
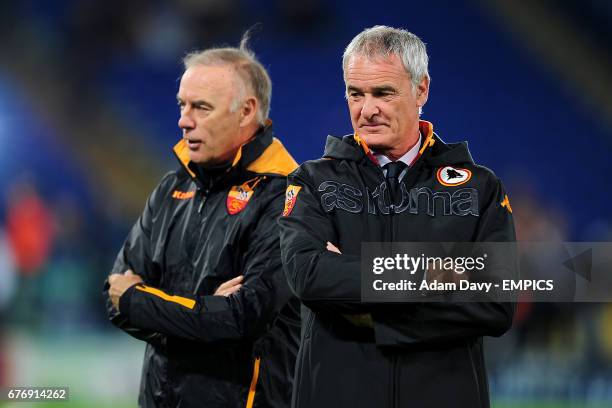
[104,124,300,408]
[278,120,515,408]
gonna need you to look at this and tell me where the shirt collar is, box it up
[374,132,422,167]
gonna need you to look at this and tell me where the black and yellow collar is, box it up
[352,120,436,165]
[173,122,297,179]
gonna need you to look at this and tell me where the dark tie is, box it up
[384,161,407,202]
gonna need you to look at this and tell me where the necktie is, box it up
[384,161,407,202]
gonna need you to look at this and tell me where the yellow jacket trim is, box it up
[232,145,243,167]
[353,133,371,155]
[418,120,435,155]
[246,137,298,176]
[173,137,297,177]
[173,139,196,178]
[135,285,196,309]
[245,357,261,408]
[501,194,513,213]
[354,120,435,158]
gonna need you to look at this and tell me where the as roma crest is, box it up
[436,166,472,187]
[227,177,264,215]
[282,185,302,216]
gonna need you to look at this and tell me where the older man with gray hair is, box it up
[104,34,300,408]
[279,26,515,407]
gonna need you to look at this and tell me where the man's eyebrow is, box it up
[346,85,397,94]
[175,96,214,109]
[372,85,396,93]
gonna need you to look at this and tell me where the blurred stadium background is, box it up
[0,0,610,407]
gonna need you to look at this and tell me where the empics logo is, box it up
[437,166,472,186]
[282,185,302,216]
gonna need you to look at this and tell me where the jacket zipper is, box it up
[362,142,429,408]
[389,170,397,408]
[392,354,399,408]
[372,161,398,408]
[383,160,411,408]
[197,188,209,214]
[466,340,483,407]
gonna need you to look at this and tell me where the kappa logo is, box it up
[226,177,264,215]
[282,185,302,216]
[501,194,512,214]
[437,166,472,186]
[172,190,195,200]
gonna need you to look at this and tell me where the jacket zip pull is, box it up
[198,190,208,214]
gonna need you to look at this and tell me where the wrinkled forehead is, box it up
[344,53,410,85]
[179,64,243,97]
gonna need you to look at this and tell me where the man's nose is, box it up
[178,110,195,130]
[360,95,379,119]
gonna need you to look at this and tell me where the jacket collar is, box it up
[323,120,436,165]
[353,120,436,165]
[323,120,473,167]
[173,120,298,181]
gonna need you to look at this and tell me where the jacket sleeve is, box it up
[102,173,171,346]
[371,176,516,346]
[278,169,368,313]
[117,181,295,343]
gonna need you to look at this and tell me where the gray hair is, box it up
[342,25,430,89]
[183,32,271,125]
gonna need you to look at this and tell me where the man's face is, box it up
[177,64,245,166]
[345,54,429,158]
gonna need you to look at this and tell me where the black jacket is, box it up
[104,125,300,408]
[278,121,515,408]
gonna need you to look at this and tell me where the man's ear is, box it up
[239,97,258,127]
[416,76,430,108]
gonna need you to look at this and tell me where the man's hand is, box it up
[343,313,374,328]
[214,275,243,297]
[327,242,342,254]
[109,269,144,312]
[327,241,373,328]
